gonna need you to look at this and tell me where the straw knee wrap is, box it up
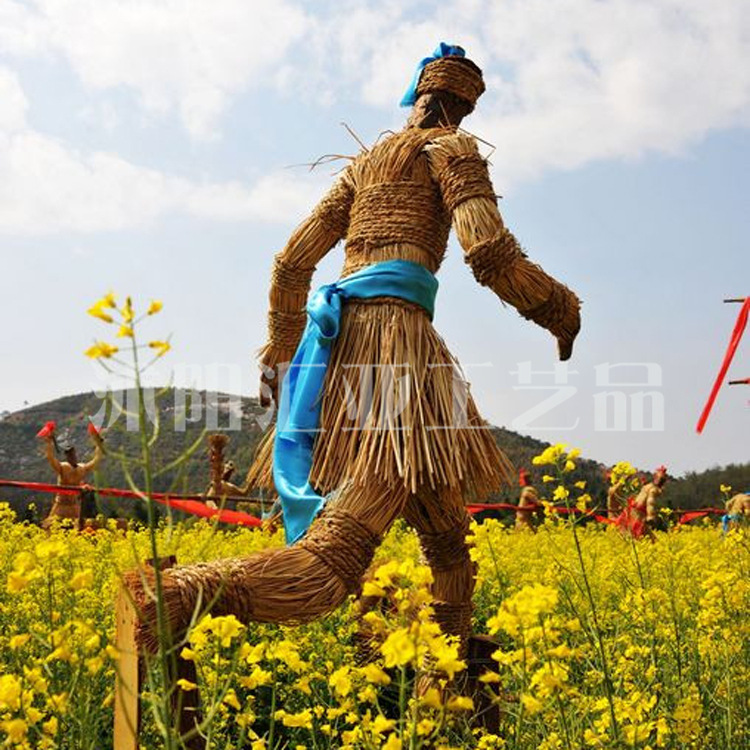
[418,517,473,573]
[299,509,382,595]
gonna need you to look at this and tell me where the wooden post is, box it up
[113,589,140,750]
[113,557,205,750]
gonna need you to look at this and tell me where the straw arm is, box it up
[427,132,581,360]
[81,441,104,474]
[44,437,62,475]
[259,174,354,403]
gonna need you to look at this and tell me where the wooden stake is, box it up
[114,557,206,749]
[113,590,140,750]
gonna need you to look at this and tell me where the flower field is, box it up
[0,503,747,749]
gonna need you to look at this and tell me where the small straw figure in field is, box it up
[606,471,626,519]
[204,462,246,510]
[126,43,581,666]
[38,421,104,530]
[617,466,668,539]
[204,434,248,509]
[723,491,750,532]
[515,469,538,531]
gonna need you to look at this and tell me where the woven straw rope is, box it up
[347,181,450,257]
[438,154,496,213]
[418,516,473,573]
[520,283,571,331]
[464,227,526,287]
[313,178,354,236]
[299,508,381,594]
[416,58,485,109]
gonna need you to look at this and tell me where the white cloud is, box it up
[2,0,309,139]
[186,170,329,224]
[0,67,326,234]
[0,67,28,132]
[300,0,750,183]
[1,0,749,234]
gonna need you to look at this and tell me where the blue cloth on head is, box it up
[400,42,466,107]
[273,260,439,545]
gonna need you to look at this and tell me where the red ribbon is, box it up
[696,297,750,433]
[36,421,56,439]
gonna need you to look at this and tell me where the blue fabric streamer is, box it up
[273,260,439,544]
[722,513,741,534]
[400,42,466,107]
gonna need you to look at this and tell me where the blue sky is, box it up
[0,0,748,477]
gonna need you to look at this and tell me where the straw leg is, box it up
[403,485,476,655]
[125,478,410,651]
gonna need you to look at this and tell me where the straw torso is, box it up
[247,127,513,499]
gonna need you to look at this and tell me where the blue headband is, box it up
[400,42,466,107]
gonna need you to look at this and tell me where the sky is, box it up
[0,0,748,476]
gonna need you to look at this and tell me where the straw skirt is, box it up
[247,297,513,500]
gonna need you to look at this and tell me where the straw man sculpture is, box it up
[515,469,538,531]
[723,492,750,532]
[128,44,581,659]
[617,466,668,538]
[40,424,104,529]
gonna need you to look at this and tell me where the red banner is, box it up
[697,297,750,433]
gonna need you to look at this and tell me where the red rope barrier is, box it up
[0,479,727,528]
[0,480,262,528]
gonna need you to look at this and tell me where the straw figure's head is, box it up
[222,461,236,482]
[63,445,78,467]
[403,44,485,129]
[653,465,669,487]
[519,468,532,487]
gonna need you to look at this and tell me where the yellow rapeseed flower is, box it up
[1,719,28,744]
[87,302,114,324]
[36,539,67,561]
[148,340,171,358]
[9,634,30,650]
[69,569,94,591]
[329,666,352,697]
[0,675,22,710]
[275,709,313,729]
[85,341,119,359]
[380,628,416,668]
[209,614,244,647]
[147,300,163,315]
[121,297,135,323]
[446,695,474,712]
[6,571,31,594]
[361,664,391,686]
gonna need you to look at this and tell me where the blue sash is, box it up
[273,260,439,544]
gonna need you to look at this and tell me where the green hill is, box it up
[0,390,745,521]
